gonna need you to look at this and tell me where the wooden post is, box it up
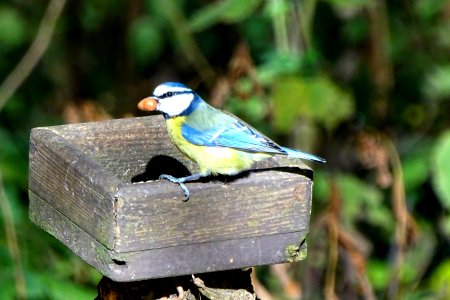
[96,269,256,299]
[28,116,313,297]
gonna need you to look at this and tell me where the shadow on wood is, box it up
[131,155,192,183]
[28,115,313,282]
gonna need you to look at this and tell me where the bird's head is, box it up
[138,82,200,118]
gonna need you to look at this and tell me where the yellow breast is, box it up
[165,117,264,175]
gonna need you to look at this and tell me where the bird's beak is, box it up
[137,97,158,112]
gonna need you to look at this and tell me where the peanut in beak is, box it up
[137,97,158,112]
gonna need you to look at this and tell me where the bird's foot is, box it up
[159,174,190,201]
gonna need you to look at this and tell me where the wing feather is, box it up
[181,120,287,155]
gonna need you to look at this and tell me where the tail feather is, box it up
[281,147,326,163]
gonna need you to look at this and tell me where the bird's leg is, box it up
[159,172,209,201]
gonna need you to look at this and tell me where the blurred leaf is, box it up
[128,16,163,67]
[1,185,26,225]
[424,65,450,101]
[311,170,330,204]
[189,0,261,32]
[402,225,436,285]
[342,16,369,45]
[0,266,15,299]
[146,0,183,21]
[0,128,27,187]
[431,130,450,209]
[81,2,105,31]
[225,95,268,125]
[271,75,354,132]
[257,53,302,84]
[81,0,124,32]
[311,172,392,230]
[26,271,96,300]
[435,20,450,49]
[0,6,28,48]
[240,16,272,60]
[414,0,447,21]
[439,214,450,238]
[245,97,267,122]
[306,76,354,130]
[221,0,261,23]
[402,142,431,192]
[324,0,371,10]
[271,76,306,132]
[402,104,426,128]
[429,259,450,299]
[262,0,289,18]
[368,260,390,289]
[337,174,392,230]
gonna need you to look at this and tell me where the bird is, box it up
[138,81,325,201]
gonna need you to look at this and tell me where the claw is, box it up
[159,172,209,201]
[159,174,190,201]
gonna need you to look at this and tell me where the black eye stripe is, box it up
[156,90,193,99]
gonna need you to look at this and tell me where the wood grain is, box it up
[29,128,121,249]
[30,189,307,281]
[115,171,311,252]
[28,115,314,281]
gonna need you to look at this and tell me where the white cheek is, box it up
[158,94,194,116]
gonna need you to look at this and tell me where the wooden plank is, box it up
[29,128,122,249]
[114,170,312,252]
[49,116,199,182]
[30,190,307,282]
[110,230,307,281]
[46,116,311,182]
[29,190,113,276]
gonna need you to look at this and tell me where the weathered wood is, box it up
[28,115,313,281]
[115,170,311,252]
[48,116,198,182]
[30,189,307,281]
[29,128,121,249]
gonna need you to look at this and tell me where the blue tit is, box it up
[138,81,325,200]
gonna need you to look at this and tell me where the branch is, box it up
[0,0,67,112]
[0,173,26,299]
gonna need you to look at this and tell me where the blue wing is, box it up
[181,120,287,155]
[281,147,326,163]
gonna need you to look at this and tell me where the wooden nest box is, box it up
[29,116,314,282]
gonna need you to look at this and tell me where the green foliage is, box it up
[80,0,125,32]
[339,175,390,229]
[402,143,431,193]
[1,0,449,298]
[225,96,268,125]
[318,173,394,231]
[413,0,448,21]
[263,0,290,17]
[128,16,163,67]
[0,128,27,188]
[271,75,354,132]
[257,53,302,84]
[424,65,450,101]
[429,259,450,299]
[367,259,391,289]
[0,6,28,49]
[189,0,261,32]
[24,272,97,300]
[324,0,371,10]
[431,131,450,209]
